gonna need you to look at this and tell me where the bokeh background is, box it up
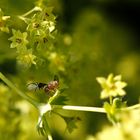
[0,0,140,140]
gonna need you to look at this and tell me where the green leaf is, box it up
[59,87,69,94]
[36,115,50,136]
[51,95,69,105]
[103,101,117,124]
[63,116,81,133]
[112,98,127,109]
[103,98,127,125]
[50,87,69,105]
[103,101,111,113]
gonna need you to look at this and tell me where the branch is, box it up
[53,105,106,113]
[0,72,39,108]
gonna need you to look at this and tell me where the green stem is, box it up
[48,90,60,104]
[22,6,42,17]
[37,114,53,139]
[44,118,53,140]
[121,103,140,111]
[109,96,113,105]
[52,105,106,113]
[48,134,53,140]
[18,16,29,23]
[0,72,39,108]
[18,6,42,23]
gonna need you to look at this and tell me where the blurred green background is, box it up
[0,0,140,140]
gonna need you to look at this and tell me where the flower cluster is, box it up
[9,29,36,67]
[96,74,127,99]
[26,7,57,49]
[48,52,66,72]
[8,6,57,68]
[97,73,128,124]
[88,108,140,140]
[17,49,36,67]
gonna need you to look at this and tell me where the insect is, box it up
[27,75,59,94]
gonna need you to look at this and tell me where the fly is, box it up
[27,75,59,94]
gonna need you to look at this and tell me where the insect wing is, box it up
[27,83,38,91]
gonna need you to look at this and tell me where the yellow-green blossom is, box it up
[96,74,127,99]
[17,49,36,67]
[9,29,28,49]
[0,8,10,33]
[48,52,65,71]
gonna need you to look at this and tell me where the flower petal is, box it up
[115,81,127,88]
[114,75,121,81]
[117,89,126,96]
[96,77,107,88]
[100,90,109,99]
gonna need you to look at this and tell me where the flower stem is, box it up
[52,105,106,113]
[18,6,42,23]
[48,134,53,140]
[109,96,113,105]
[0,72,39,108]
[121,103,140,111]
[22,6,42,17]
[48,90,60,104]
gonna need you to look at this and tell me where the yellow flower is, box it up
[96,74,127,99]
[48,52,65,71]
[17,49,36,67]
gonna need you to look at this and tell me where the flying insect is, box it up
[27,75,59,94]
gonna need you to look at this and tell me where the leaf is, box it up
[63,116,81,133]
[103,101,117,124]
[59,87,69,94]
[103,98,127,125]
[36,115,50,136]
[50,87,69,105]
[113,98,127,109]
[51,95,69,105]
[103,101,111,113]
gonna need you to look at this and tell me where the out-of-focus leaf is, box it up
[103,98,127,124]
[103,101,111,113]
[50,87,69,105]
[36,115,49,136]
[112,98,127,109]
[51,95,69,105]
[59,87,69,94]
[63,116,81,133]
